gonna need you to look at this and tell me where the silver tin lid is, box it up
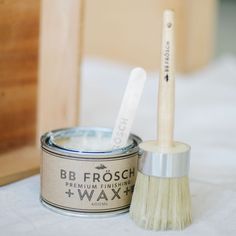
[138,141,191,178]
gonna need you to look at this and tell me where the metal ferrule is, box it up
[138,143,190,178]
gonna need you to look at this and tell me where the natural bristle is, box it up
[130,172,192,231]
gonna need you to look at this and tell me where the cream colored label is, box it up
[41,150,138,213]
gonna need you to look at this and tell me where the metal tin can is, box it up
[40,127,141,217]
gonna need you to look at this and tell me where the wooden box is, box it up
[0,0,83,186]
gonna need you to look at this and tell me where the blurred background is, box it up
[217,0,236,56]
[0,0,236,184]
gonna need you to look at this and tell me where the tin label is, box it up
[41,150,138,213]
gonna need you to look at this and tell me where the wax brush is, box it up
[111,68,146,149]
[129,10,192,230]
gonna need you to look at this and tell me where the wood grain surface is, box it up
[0,0,84,185]
[0,0,39,152]
[0,146,40,186]
[37,0,83,140]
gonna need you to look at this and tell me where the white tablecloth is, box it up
[1,56,236,236]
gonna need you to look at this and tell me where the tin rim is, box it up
[41,127,142,159]
[50,126,134,153]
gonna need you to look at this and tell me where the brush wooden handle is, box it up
[158,10,175,148]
